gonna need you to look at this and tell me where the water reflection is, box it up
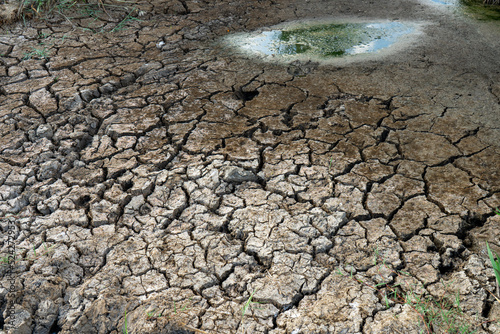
[226,21,417,59]
[429,0,459,5]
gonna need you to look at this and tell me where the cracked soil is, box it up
[1,0,500,333]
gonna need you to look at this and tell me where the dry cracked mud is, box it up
[1,0,500,333]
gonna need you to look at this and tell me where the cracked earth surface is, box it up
[1,0,500,333]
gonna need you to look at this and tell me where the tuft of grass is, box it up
[23,46,51,60]
[486,242,500,298]
[110,7,141,32]
[16,0,142,33]
[145,299,191,320]
[337,251,489,333]
[22,0,53,17]
[461,0,500,20]
[1,242,55,265]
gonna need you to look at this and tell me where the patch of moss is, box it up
[460,0,500,21]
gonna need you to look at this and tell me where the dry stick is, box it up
[97,0,112,18]
[57,11,78,29]
[478,282,500,304]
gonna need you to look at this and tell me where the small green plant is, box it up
[239,289,263,333]
[123,310,128,334]
[146,300,191,320]
[55,0,77,12]
[22,46,51,60]
[110,8,141,33]
[495,207,500,216]
[241,289,257,318]
[1,242,55,265]
[144,299,209,333]
[328,157,333,172]
[337,251,488,333]
[37,31,50,39]
[486,242,500,298]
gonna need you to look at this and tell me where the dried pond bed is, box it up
[0,0,500,333]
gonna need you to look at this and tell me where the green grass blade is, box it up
[242,290,256,317]
[123,311,128,334]
[486,242,500,287]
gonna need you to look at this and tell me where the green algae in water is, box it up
[234,22,415,58]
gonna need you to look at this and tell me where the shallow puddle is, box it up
[222,20,421,62]
[429,0,459,5]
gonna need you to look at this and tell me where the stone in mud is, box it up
[90,199,121,226]
[38,160,63,180]
[166,0,188,14]
[80,88,100,102]
[62,94,84,112]
[222,166,258,183]
[35,124,54,139]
